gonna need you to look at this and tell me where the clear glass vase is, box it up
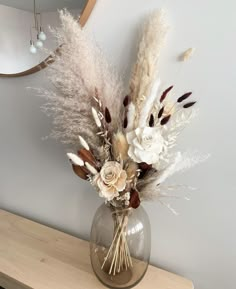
[90,203,151,289]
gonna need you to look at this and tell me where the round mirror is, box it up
[0,0,96,77]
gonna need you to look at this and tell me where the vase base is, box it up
[91,250,149,289]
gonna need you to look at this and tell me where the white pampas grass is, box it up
[169,150,210,174]
[129,9,169,126]
[41,10,124,157]
[138,78,161,127]
[79,135,90,150]
[138,150,209,203]
[67,153,84,166]
[155,152,182,184]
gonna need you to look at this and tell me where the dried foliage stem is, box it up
[101,210,132,275]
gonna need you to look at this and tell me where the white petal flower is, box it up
[126,127,164,165]
[94,161,127,201]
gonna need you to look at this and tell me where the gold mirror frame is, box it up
[0,0,96,78]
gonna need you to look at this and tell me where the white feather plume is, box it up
[138,78,161,127]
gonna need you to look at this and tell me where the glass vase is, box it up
[90,203,151,289]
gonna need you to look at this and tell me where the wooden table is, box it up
[0,209,194,289]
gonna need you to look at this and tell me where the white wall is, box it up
[0,5,80,73]
[0,1,235,289]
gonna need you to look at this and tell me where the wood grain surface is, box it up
[0,209,194,289]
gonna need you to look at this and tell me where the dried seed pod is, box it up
[129,189,141,209]
[72,165,89,180]
[123,116,128,128]
[158,106,165,118]
[183,101,196,108]
[105,107,112,123]
[149,114,154,127]
[160,86,173,102]
[160,115,171,125]
[123,95,129,106]
[177,92,192,103]
[78,148,97,167]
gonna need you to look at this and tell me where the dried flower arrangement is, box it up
[40,9,206,276]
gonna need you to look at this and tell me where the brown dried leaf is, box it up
[78,149,97,167]
[129,189,141,209]
[72,165,89,180]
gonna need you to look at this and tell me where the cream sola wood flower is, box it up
[94,161,127,201]
[126,127,165,165]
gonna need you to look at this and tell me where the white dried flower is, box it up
[126,127,165,164]
[124,192,130,200]
[181,48,195,61]
[94,161,127,201]
[67,153,84,166]
[125,200,130,206]
[85,162,98,175]
[79,135,90,150]
[91,107,102,128]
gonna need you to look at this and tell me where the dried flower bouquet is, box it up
[41,9,205,276]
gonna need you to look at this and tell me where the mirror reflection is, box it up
[0,0,87,74]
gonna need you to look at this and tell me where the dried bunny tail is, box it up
[112,132,129,161]
[126,102,136,132]
[129,9,169,126]
[79,135,90,150]
[41,10,124,156]
[67,153,84,166]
